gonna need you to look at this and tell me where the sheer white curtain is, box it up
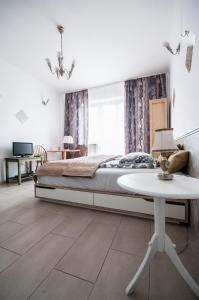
[88,83,124,155]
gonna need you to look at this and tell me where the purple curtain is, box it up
[125,73,166,154]
[64,90,88,148]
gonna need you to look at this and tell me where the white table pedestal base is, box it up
[126,198,199,297]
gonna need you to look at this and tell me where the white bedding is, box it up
[38,168,159,194]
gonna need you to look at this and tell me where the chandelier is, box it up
[45,25,75,79]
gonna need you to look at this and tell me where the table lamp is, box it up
[62,136,74,149]
[152,128,178,180]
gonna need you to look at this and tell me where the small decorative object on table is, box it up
[152,128,178,180]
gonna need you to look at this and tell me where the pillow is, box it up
[100,158,121,168]
[124,152,150,158]
[120,152,154,165]
[168,150,189,173]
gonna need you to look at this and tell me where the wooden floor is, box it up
[0,181,199,300]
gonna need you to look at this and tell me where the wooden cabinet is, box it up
[149,98,168,154]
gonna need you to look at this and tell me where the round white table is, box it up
[117,173,199,297]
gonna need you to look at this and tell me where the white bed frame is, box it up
[35,183,189,224]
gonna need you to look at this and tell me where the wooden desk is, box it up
[5,156,42,185]
[47,149,80,160]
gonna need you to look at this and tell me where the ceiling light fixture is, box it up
[45,25,75,79]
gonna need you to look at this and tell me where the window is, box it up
[88,83,124,155]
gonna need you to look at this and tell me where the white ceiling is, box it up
[0,0,174,93]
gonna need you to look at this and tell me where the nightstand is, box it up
[118,173,199,297]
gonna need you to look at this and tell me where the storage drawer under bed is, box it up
[35,185,189,224]
[36,185,93,205]
[94,193,186,221]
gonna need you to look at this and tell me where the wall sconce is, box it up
[181,30,190,38]
[163,29,196,73]
[163,41,181,55]
[181,30,196,72]
[41,97,50,106]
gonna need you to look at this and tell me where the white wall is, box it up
[170,0,199,138]
[0,58,62,182]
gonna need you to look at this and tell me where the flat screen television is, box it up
[13,142,33,157]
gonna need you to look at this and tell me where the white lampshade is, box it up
[62,136,74,144]
[152,128,178,152]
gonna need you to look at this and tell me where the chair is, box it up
[77,145,88,157]
[69,145,88,159]
[33,145,48,170]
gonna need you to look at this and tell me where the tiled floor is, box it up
[0,181,198,299]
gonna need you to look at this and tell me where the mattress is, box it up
[38,167,159,194]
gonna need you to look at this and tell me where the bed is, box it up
[34,154,189,223]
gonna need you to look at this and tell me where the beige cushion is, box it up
[168,150,189,173]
